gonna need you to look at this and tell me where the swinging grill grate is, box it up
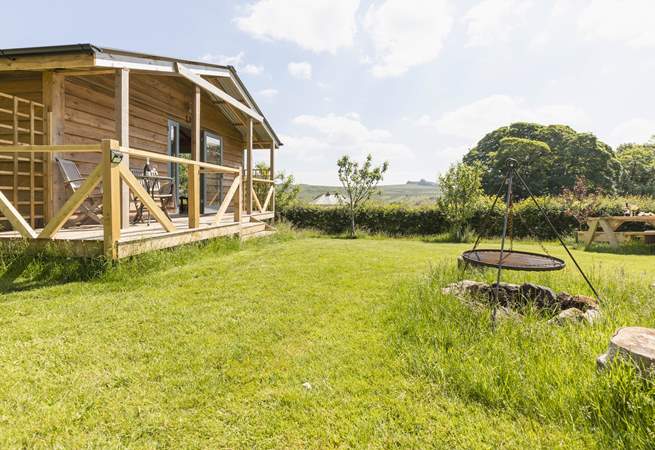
[462,249,566,272]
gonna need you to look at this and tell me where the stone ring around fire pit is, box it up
[442,280,601,325]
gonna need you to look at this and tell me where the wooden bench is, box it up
[580,216,655,248]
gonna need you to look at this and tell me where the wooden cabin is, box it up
[0,44,281,259]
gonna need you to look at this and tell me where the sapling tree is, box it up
[337,154,389,237]
[437,162,484,242]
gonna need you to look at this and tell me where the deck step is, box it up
[241,230,275,241]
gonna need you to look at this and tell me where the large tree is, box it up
[615,143,655,196]
[463,122,621,197]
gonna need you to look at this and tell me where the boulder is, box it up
[583,308,602,325]
[491,282,521,306]
[521,283,557,308]
[442,280,488,297]
[548,307,586,325]
[597,327,655,376]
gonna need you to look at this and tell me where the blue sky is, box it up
[3,0,655,185]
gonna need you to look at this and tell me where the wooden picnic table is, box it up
[582,216,655,248]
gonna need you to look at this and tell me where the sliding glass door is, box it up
[201,131,223,214]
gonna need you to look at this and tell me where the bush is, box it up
[280,196,655,239]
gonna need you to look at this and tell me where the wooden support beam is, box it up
[270,141,276,219]
[0,190,37,239]
[188,86,201,228]
[262,186,274,212]
[102,139,121,260]
[252,187,263,213]
[246,119,254,215]
[42,71,65,217]
[213,174,241,224]
[119,166,176,232]
[175,62,263,122]
[0,53,95,71]
[38,163,103,239]
[115,68,130,229]
[234,168,243,224]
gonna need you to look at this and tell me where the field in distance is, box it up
[298,181,439,206]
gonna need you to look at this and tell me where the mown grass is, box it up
[0,229,653,448]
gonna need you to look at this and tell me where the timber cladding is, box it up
[1,70,247,219]
[61,74,245,207]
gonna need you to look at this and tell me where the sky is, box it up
[2,0,655,185]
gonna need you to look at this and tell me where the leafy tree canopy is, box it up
[463,122,621,197]
[615,143,655,196]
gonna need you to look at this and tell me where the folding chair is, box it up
[55,157,103,225]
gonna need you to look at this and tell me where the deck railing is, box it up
[0,139,243,259]
[245,175,275,214]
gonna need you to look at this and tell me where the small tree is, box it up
[437,162,484,242]
[337,154,389,237]
[561,176,603,232]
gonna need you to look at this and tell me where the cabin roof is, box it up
[0,43,282,147]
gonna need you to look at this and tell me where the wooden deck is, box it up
[0,211,274,259]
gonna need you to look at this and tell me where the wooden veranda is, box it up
[0,44,281,259]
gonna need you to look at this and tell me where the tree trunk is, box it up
[597,327,655,376]
[350,208,356,238]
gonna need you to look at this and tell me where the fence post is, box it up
[234,167,242,224]
[102,139,121,260]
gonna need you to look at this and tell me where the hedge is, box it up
[280,196,655,239]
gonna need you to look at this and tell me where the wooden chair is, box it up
[55,157,103,225]
[130,163,175,224]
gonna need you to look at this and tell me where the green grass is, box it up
[0,231,654,448]
[298,182,438,205]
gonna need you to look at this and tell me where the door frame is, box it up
[201,130,223,214]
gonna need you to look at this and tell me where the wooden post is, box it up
[246,119,253,215]
[189,85,201,228]
[42,71,64,219]
[115,68,130,229]
[270,141,276,220]
[234,167,243,224]
[29,102,35,227]
[102,139,121,260]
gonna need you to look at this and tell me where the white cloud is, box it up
[463,0,533,47]
[426,95,590,142]
[257,88,279,99]
[363,0,453,78]
[200,52,263,75]
[578,0,655,47]
[286,113,412,162]
[288,62,312,80]
[606,118,655,147]
[235,0,360,54]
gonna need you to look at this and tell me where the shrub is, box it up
[280,196,655,239]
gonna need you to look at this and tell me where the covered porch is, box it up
[0,45,281,260]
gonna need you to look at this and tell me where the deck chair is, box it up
[56,157,103,225]
[130,163,175,224]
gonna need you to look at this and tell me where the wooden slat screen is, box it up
[0,91,47,228]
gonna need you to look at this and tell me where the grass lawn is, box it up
[0,232,654,448]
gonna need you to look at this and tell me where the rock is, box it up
[521,283,557,308]
[584,308,602,325]
[557,293,598,311]
[492,282,521,306]
[442,280,489,298]
[302,382,312,390]
[597,327,655,376]
[548,307,586,325]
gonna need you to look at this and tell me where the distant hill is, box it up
[298,182,439,206]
